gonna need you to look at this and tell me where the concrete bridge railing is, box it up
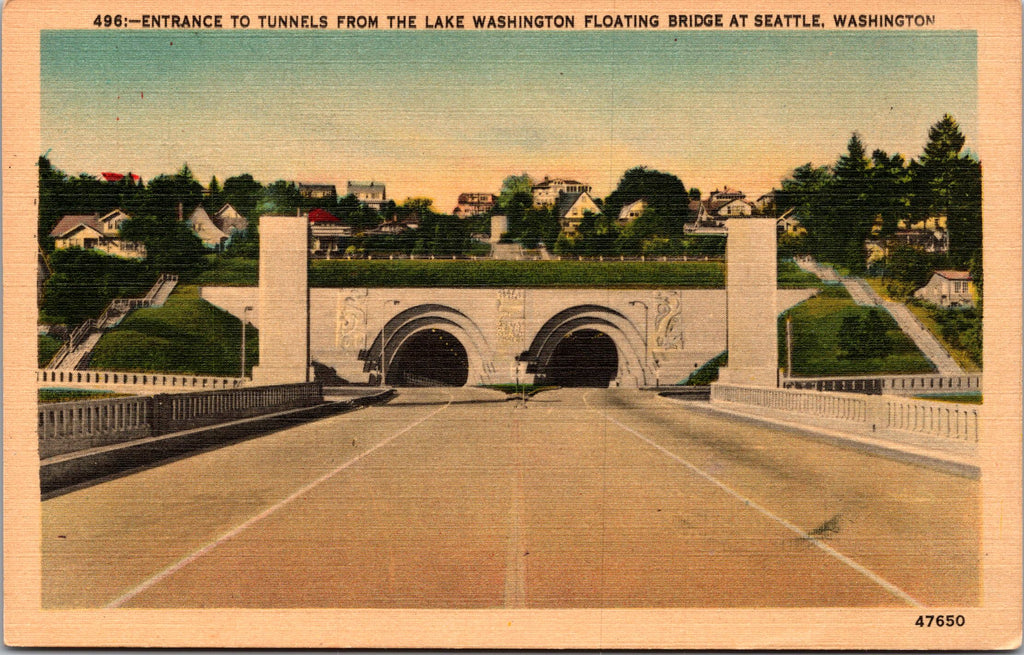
[782,373,981,396]
[37,369,245,392]
[711,383,979,445]
[39,382,323,459]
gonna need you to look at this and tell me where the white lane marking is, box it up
[503,413,527,608]
[584,391,925,608]
[106,392,454,608]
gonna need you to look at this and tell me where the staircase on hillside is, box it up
[45,274,179,371]
[838,275,965,375]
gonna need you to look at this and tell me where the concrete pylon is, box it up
[717,217,779,387]
[251,215,311,385]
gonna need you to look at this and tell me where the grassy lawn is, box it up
[865,276,981,372]
[780,286,935,377]
[39,388,132,403]
[684,352,727,385]
[88,285,257,377]
[193,257,821,289]
[905,302,982,372]
[913,392,983,405]
[38,334,62,368]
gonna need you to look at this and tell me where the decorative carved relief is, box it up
[496,289,525,346]
[336,289,368,352]
[654,291,684,350]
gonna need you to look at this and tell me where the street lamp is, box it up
[629,300,649,385]
[381,299,400,386]
[241,305,253,379]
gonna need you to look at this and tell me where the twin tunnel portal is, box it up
[364,304,627,388]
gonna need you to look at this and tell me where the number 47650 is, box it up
[916,615,965,627]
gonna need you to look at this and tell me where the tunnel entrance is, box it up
[544,329,619,387]
[386,329,469,387]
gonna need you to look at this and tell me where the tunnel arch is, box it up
[362,304,495,386]
[524,305,647,387]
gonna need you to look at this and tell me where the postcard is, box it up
[3,0,1021,648]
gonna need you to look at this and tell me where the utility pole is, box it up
[241,306,253,379]
[629,300,649,385]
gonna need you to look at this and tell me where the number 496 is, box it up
[916,614,965,627]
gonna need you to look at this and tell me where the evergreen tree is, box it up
[909,114,981,266]
[825,132,873,269]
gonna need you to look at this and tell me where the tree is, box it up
[823,132,874,269]
[258,180,302,215]
[143,164,204,220]
[868,150,910,238]
[497,173,534,210]
[119,213,207,275]
[909,114,981,266]
[603,167,689,236]
[222,174,264,219]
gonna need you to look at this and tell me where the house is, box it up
[532,177,592,207]
[453,192,496,218]
[914,270,975,308]
[187,206,230,249]
[618,199,648,226]
[308,209,352,255]
[347,181,387,211]
[556,191,601,236]
[297,183,337,200]
[691,187,753,228]
[373,218,418,235]
[776,210,804,236]
[212,204,248,234]
[49,209,146,259]
[753,192,776,214]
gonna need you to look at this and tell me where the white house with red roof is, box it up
[308,209,352,255]
[914,270,975,308]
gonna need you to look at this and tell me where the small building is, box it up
[212,203,248,234]
[556,191,601,236]
[297,183,338,200]
[49,210,146,259]
[691,187,753,228]
[914,270,975,308]
[776,211,804,236]
[347,181,387,211]
[187,206,230,249]
[532,177,592,207]
[453,192,497,218]
[308,209,352,255]
[618,199,648,226]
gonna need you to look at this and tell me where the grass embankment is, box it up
[38,334,62,368]
[194,257,820,289]
[913,392,982,405]
[781,285,935,376]
[864,277,982,372]
[39,389,132,403]
[88,286,258,376]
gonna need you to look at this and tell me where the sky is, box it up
[42,30,977,211]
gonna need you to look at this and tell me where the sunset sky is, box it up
[42,29,976,210]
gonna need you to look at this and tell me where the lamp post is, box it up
[241,305,253,379]
[381,299,400,386]
[629,300,649,385]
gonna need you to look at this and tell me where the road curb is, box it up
[40,389,396,498]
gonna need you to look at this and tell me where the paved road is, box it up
[42,388,979,609]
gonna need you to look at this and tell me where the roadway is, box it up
[42,387,979,609]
